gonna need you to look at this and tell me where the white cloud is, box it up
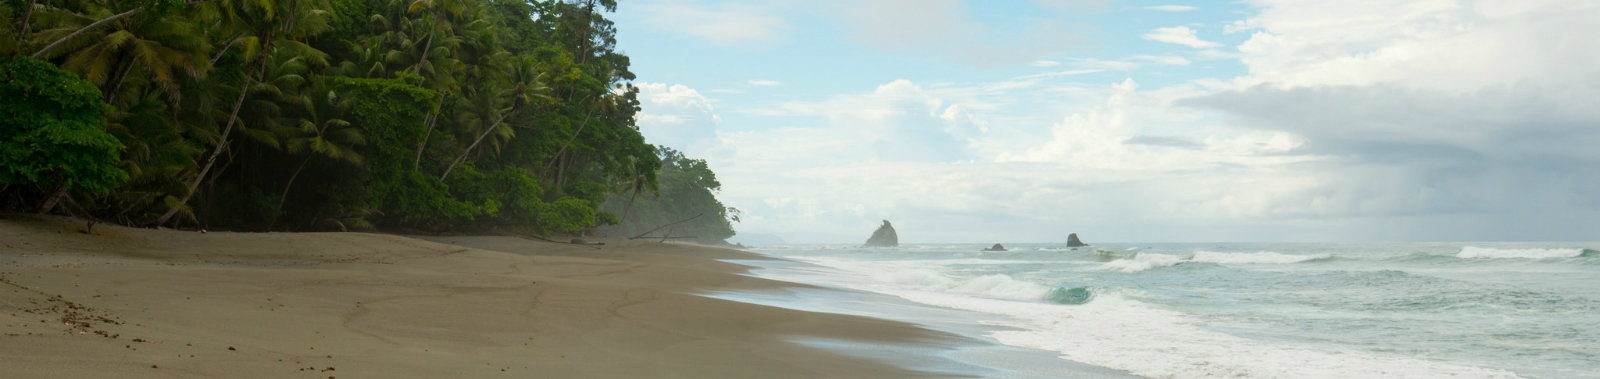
[747,79,782,87]
[830,0,1088,66]
[634,83,727,158]
[715,77,1347,242]
[1222,0,1600,92]
[1031,60,1062,67]
[1031,0,1117,12]
[1168,0,1600,239]
[1065,55,1189,71]
[997,79,1313,170]
[1129,55,1192,66]
[631,1,1600,242]
[629,1,789,47]
[1142,5,1198,12]
[1142,26,1223,48]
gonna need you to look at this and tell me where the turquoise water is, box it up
[745,243,1600,379]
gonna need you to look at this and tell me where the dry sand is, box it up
[0,215,967,378]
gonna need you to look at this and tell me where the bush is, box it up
[0,57,127,195]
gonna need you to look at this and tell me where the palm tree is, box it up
[155,0,333,225]
[26,0,223,60]
[404,0,472,75]
[35,6,211,106]
[439,54,548,180]
[266,85,362,230]
[614,172,654,230]
[104,89,202,224]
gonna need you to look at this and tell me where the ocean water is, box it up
[740,243,1600,379]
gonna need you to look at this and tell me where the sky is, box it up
[607,0,1600,243]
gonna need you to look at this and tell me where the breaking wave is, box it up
[1192,251,1332,264]
[1100,253,1184,272]
[1456,247,1591,259]
[1101,251,1330,272]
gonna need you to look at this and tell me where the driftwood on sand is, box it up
[629,213,702,240]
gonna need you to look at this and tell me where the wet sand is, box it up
[0,215,965,378]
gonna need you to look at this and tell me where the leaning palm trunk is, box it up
[618,185,640,232]
[30,0,219,59]
[31,8,144,59]
[209,34,243,65]
[439,111,510,181]
[266,155,314,230]
[412,21,438,75]
[544,106,595,170]
[18,0,36,40]
[105,58,136,104]
[413,94,448,171]
[155,75,251,225]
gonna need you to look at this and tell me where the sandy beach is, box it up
[0,215,965,378]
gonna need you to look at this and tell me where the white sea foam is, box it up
[772,252,1526,379]
[1125,247,1139,251]
[980,294,1522,379]
[1457,246,1584,259]
[1100,251,1329,272]
[837,261,1052,300]
[1100,253,1183,272]
[896,258,1045,266]
[1192,251,1331,264]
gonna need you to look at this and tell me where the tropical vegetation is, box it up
[0,0,738,240]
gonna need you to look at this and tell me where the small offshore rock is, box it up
[1067,233,1088,247]
[862,220,900,247]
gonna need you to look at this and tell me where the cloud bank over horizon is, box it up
[619,0,1600,243]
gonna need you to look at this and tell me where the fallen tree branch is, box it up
[629,213,701,239]
[498,228,602,249]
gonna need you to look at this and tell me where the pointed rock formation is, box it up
[1067,233,1088,247]
[862,220,899,247]
[983,243,1008,252]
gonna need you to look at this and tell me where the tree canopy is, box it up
[0,56,126,214]
[1,0,738,241]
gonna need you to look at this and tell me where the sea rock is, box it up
[983,243,1008,252]
[862,220,899,247]
[1067,233,1088,247]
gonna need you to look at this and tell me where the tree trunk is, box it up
[412,13,440,75]
[18,0,36,41]
[413,94,448,171]
[555,155,566,188]
[31,7,144,59]
[439,111,510,181]
[105,57,136,104]
[618,183,640,230]
[630,213,701,239]
[36,181,69,215]
[266,155,313,231]
[210,33,242,65]
[544,106,595,170]
[578,0,594,65]
[156,74,251,225]
[59,193,98,233]
[29,0,220,59]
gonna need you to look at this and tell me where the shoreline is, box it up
[0,215,973,378]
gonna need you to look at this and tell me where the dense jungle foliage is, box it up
[597,147,739,243]
[0,0,738,240]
